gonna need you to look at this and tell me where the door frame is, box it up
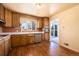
[50,19,60,44]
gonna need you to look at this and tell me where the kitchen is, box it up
[0,3,49,56]
[0,3,79,56]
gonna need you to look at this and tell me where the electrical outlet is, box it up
[64,43,69,46]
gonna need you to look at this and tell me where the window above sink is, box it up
[20,16,38,31]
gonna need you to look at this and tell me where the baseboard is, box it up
[60,44,79,55]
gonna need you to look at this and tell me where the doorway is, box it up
[50,19,59,44]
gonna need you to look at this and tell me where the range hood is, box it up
[0,19,5,24]
[0,19,5,26]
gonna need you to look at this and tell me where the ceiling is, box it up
[2,3,78,17]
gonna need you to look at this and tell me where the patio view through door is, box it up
[50,19,59,44]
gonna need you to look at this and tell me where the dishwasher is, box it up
[35,33,41,43]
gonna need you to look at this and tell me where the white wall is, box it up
[50,5,79,52]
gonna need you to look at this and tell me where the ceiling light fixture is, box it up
[36,3,42,8]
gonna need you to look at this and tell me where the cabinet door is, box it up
[27,34,35,44]
[5,9,12,27]
[41,33,44,41]
[5,40,9,55]
[44,33,49,41]
[43,17,49,26]
[20,34,35,46]
[28,36,34,44]
[0,40,5,56]
[11,35,21,48]
[37,18,43,28]
[0,4,5,20]
[12,12,20,27]
[5,37,10,56]
[21,34,34,45]
[21,35,28,45]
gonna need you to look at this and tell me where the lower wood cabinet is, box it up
[11,34,34,48]
[27,34,35,44]
[0,35,10,56]
[11,34,35,48]
[11,35,21,48]
[21,34,34,45]
[20,35,26,45]
[0,40,5,56]
[4,37,11,55]
[44,33,49,41]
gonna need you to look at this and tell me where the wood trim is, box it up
[60,45,79,55]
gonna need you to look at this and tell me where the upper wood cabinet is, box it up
[12,12,20,27]
[0,4,20,27]
[43,17,49,26]
[0,4,5,20]
[5,9,12,27]
[37,18,43,28]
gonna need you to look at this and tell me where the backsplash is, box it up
[2,27,21,32]
[0,27,2,32]
[2,27,42,32]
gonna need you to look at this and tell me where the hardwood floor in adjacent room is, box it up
[8,41,79,56]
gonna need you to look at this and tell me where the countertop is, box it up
[0,35,10,41]
[0,31,44,35]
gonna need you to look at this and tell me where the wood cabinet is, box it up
[44,33,49,41]
[41,33,44,41]
[5,9,12,27]
[20,35,29,45]
[0,4,5,20]
[27,34,35,44]
[37,18,43,28]
[11,34,35,48]
[4,36,10,55]
[0,4,20,27]
[0,40,5,56]
[21,34,34,45]
[43,17,49,41]
[43,17,49,26]
[0,35,10,56]
[12,12,20,27]
[11,35,21,48]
